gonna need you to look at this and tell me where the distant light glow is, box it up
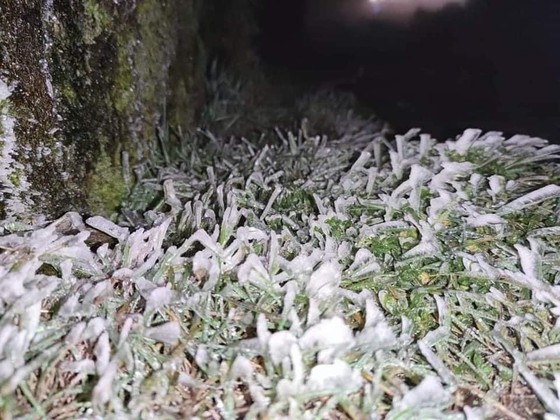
[365,0,469,23]
[368,0,384,15]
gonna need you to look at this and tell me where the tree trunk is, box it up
[0,0,211,220]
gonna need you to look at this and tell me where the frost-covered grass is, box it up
[3,119,560,418]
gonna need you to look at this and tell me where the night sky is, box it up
[259,0,560,142]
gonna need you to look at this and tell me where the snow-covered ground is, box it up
[3,116,560,418]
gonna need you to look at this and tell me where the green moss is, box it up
[7,168,23,188]
[111,0,189,156]
[0,0,256,218]
[134,0,173,119]
[83,0,112,45]
[86,147,129,217]
[59,82,78,104]
[112,32,135,114]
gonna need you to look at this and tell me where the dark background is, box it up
[258,0,560,142]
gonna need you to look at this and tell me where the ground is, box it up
[2,79,560,418]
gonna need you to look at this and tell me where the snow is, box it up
[0,78,33,216]
[305,260,342,300]
[465,213,506,227]
[515,244,540,279]
[451,128,481,154]
[237,253,271,287]
[5,123,560,417]
[94,332,111,374]
[306,359,362,393]
[488,174,505,197]
[86,216,130,242]
[144,286,174,312]
[144,321,181,345]
[429,161,474,191]
[268,331,298,366]
[230,355,254,380]
[389,376,451,417]
[300,317,354,363]
[528,344,560,362]
[499,185,560,214]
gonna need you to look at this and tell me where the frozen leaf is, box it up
[429,161,474,191]
[237,254,271,287]
[86,216,129,242]
[145,286,174,312]
[300,317,353,362]
[449,128,481,154]
[145,322,181,345]
[465,213,506,227]
[306,359,362,393]
[230,355,254,380]
[268,331,297,366]
[499,185,560,214]
[306,261,341,300]
[389,376,451,417]
[527,344,560,362]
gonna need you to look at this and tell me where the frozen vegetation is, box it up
[3,91,560,418]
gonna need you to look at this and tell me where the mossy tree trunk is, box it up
[0,0,211,220]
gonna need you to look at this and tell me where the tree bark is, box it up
[0,0,210,220]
